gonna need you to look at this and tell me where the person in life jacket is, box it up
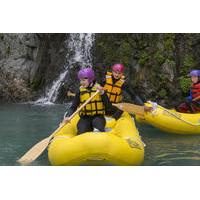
[99,63,152,118]
[176,69,200,113]
[63,67,116,135]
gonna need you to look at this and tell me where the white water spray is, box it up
[35,33,94,104]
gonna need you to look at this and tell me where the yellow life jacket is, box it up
[103,72,125,103]
[79,84,105,116]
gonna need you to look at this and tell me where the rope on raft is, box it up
[147,101,200,126]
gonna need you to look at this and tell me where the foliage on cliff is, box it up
[93,33,200,106]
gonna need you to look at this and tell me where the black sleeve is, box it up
[101,91,123,120]
[65,91,80,117]
[101,92,112,109]
[122,81,144,106]
[111,107,123,120]
[99,77,106,87]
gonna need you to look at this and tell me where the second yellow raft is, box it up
[48,112,144,166]
[136,101,200,134]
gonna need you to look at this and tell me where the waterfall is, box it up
[35,33,95,105]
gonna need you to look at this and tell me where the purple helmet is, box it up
[78,68,95,83]
[189,70,200,77]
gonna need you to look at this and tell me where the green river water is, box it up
[1,103,200,166]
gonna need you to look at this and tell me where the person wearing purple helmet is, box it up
[176,69,200,113]
[63,67,115,134]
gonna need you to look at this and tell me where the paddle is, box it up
[67,90,76,97]
[17,90,100,165]
[67,91,145,116]
[113,103,145,116]
[193,96,200,102]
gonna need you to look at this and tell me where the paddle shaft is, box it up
[34,90,100,140]
[17,90,100,164]
[48,90,100,139]
[68,91,145,116]
[67,90,99,121]
[193,96,200,102]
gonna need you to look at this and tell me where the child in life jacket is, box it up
[63,67,116,135]
[99,63,152,118]
[176,70,200,113]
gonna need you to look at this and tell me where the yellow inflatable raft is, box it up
[48,112,144,166]
[137,101,200,134]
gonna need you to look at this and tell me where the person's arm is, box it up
[111,108,123,120]
[186,90,193,103]
[65,91,80,117]
[99,77,106,87]
[101,91,123,120]
[193,96,200,102]
[101,91,112,108]
[122,82,144,105]
[191,89,200,102]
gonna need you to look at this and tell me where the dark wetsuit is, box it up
[66,83,117,134]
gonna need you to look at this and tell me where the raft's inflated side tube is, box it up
[48,112,144,166]
[136,102,200,134]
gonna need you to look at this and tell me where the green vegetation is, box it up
[138,52,149,66]
[182,54,196,74]
[154,51,165,65]
[164,34,175,51]
[119,42,132,67]
[179,54,196,94]
[94,33,199,106]
[158,88,167,98]
[179,77,191,94]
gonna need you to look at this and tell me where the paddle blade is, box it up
[67,91,75,97]
[17,136,52,165]
[113,103,144,116]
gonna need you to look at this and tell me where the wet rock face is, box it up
[0,33,68,102]
[0,33,199,105]
[0,70,32,102]
[0,34,39,81]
